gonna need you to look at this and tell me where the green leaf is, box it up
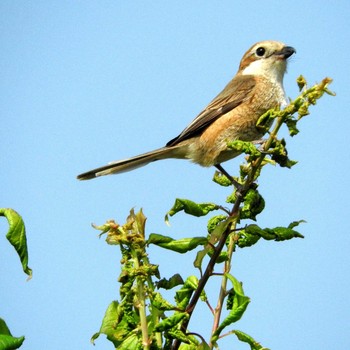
[134,208,146,236]
[238,222,304,248]
[165,199,219,223]
[288,220,306,229]
[178,342,209,350]
[0,334,25,350]
[256,109,278,132]
[296,75,307,91]
[0,208,32,278]
[0,319,25,349]
[212,171,234,187]
[91,301,131,347]
[167,329,195,345]
[265,226,305,241]
[227,140,262,158]
[236,232,260,248]
[148,234,207,254]
[269,139,297,169]
[193,249,208,270]
[233,330,269,350]
[194,217,234,269]
[271,153,297,168]
[240,189,265,220]
[115,333,141,350]
[208,217,234,244]
[285,119,299,136]
[156,273,184,290]
[153,312,189,332]
[0,319,11,336]
[152,292,177,311]
[175,276,202,309]
[207,215,227,234]
[212,274,250,340]
[198,341,211,350]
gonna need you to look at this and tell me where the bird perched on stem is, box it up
[77,40,295,182]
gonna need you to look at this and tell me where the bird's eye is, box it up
[256,47,265,57]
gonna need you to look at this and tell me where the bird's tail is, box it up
[77,146,184,180]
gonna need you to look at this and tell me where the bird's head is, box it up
[238,41,296,83]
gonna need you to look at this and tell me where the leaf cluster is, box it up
[89,77,334,350]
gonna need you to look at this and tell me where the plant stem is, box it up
[144,255,163,349]
[172,198,242,350]
[133,251,150,350]
[210,223,237,347]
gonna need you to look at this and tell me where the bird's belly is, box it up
[187,112,265,166]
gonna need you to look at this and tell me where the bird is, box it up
[77,40,295,182]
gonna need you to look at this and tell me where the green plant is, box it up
[90,77,334,349]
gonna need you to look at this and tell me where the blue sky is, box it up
[1,1,349,349]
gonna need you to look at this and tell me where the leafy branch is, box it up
[91,76,334,349]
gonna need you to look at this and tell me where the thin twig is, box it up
[171,189,243,350]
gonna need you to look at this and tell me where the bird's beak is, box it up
[275,46,296,59]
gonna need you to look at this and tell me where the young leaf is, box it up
[148,234,208,254]
[91,301,130,347]
[175,276,202,310]
[256,109,278,133]
[212,274,250,341]
[152,292,177,311]
[269,139,297,169]
[173,335,204,349]
[207,215,227,234]
[165,199,219,223]
[0,318,25,349]
[0,208,32,278]
[194,217,234,269]
[296,75,307,91]
[114,333,141,350]
[156,274,184,290]
[237,222,304,248]
[227,140,262,158]
[153,312,189,332]
[213,171,234,187]
[198,341,211,350]
[0,318,11,336]
[0,334,25,350]
[166,329,196,345]
[288,220,306,229]
[285,119,299,136]
[240,189,265,220]
[234,330,269,350]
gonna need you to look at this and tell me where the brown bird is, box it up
[77,40,295,181]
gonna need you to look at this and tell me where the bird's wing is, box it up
[166,74,257,146]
